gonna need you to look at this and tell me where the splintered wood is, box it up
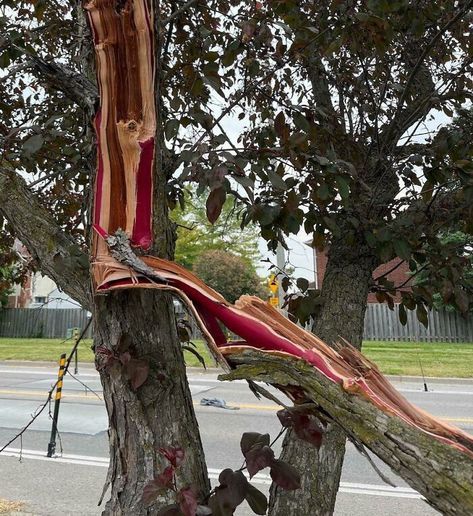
[86,0,156,289]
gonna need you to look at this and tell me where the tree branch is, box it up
[3,30,98,112]
[381,1,473,149]
[26,55,98,114]
[0,168,91,309]
[162,0,199,25]
[221,350,473,516]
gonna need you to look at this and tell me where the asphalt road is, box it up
[0,362,472,515]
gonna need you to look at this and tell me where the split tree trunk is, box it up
[269,239,377,516]
[95,289,210,515]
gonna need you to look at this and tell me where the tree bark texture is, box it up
[224,351,473,516]
[95,289,210,515]
[269,239,377,516]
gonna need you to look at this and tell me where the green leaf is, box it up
[293,111,311,133]
[334,175,350,200]
[393,239,411,261]
[165,119,180,140]
[268,169,288,190]
[22,134,43,155]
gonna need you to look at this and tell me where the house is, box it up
[311,247,412,302]
[7,240,78,309]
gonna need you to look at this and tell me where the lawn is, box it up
[0,338,472,377]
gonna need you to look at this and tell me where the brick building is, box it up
[313,248,412,303]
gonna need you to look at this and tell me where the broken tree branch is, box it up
[220,350,473,516]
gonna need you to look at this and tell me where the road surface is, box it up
[0,362,472,515]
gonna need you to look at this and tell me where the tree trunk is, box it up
[95,289,210,515]
[269,239,377,516]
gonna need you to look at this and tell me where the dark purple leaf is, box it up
[178,486,198,516]
[454,287,469,314]
[270,460,301,490]
[245,445,274,478]
[95,346,117,370]
[240,432,270,455]
[119,351,131,364]
[125,358,149,390]
[160,447,185,467]
[245,484,268,515]
[240,432,274,477]
[206,187,226,224]
[214,469,249,514]
[277,408,324,448]
[142,466,175,506]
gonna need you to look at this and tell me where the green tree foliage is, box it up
[171,189,261,270]
[414,231,473,313]
[193,250,267,304]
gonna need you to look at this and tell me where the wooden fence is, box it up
[363,304,473,342]
[0,305,471,342]
[0,308,93,339]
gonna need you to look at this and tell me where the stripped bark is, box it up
[85,2,211,513]
[221,351,473,516]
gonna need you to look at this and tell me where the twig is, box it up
[106,230,168,283]
[163,0,199,25]
[66,370,103,401]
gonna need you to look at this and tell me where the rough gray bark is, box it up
[223,351,473,516]
[0,168,91,310]
[95,289,210,515]
[269,239,377,516]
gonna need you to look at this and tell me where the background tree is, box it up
[193,249,266,303]
[172,189,261,270]
[414,230,473,312]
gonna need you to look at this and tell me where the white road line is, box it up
[1,447,422,499]
[1,369,472,396]
[0,369,98,378]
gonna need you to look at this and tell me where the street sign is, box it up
[269,297,279,307]
[268,274,278,294]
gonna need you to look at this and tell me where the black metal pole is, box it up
[47,353,66,457]
[73,328,79,375]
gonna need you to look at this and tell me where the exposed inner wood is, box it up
[86,0,156,290]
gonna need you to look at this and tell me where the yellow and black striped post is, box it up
[47,353,66,457]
